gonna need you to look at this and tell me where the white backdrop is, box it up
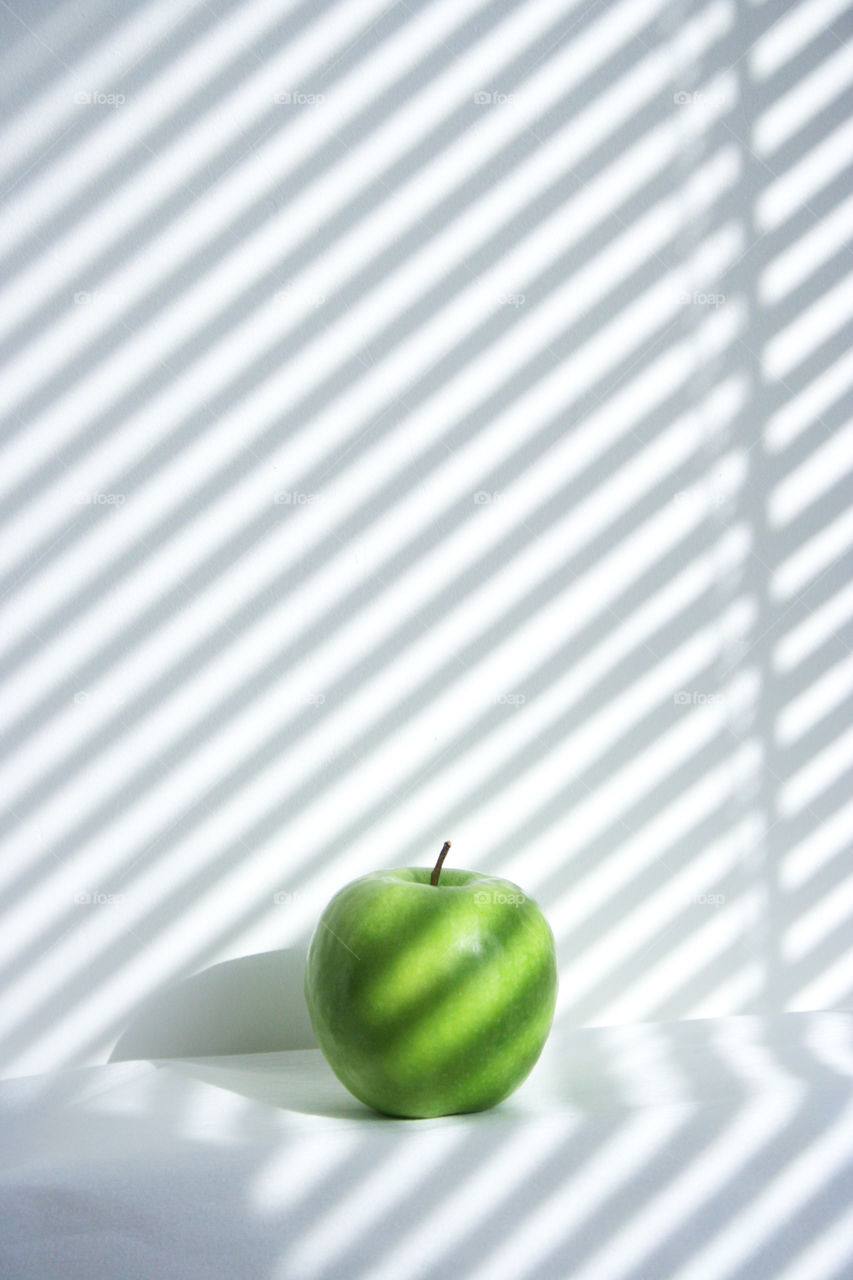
[0,0,851,1079]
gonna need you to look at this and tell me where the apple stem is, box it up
[430,840,452,886]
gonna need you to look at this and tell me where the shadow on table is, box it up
[107,946,398,1120]
[108,947,316,1063]
[161,1050,379,1122]
[111,971,853,1124]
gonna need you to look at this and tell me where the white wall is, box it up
[0,0,851,1077]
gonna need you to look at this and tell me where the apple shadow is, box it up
[106,947,395,1120]
[160,1051,383,1123]
[108,947,317,1062]
[105,938,562,1124]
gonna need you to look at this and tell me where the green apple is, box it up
[304,841,558,1118]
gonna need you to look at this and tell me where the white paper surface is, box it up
[2,1013,853,1280]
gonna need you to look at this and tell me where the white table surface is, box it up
[3,1012,853,1280]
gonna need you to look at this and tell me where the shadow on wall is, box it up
[2,0,852,1087]
[108,947,316,1061]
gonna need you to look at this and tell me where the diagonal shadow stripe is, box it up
[4,0,845,1095]
[0,266,734,887]
[0,238,742,1059]
[0,411,743,1060]
[2,24,853,1280]
[0,0,664,575]
[0,122,735,752]
[0,0,191,167]
[0,0,544,393]
[0,97,737,764]
[0,359,711,938]
[0,0,338,198]
[0,158,699,729]
[0,0,404,274]
[0,17,732,860]
[0,0,712,560]
[545,1095,853,1280]
[0,309,737,957]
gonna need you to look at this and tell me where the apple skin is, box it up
[304,866,558,1118]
